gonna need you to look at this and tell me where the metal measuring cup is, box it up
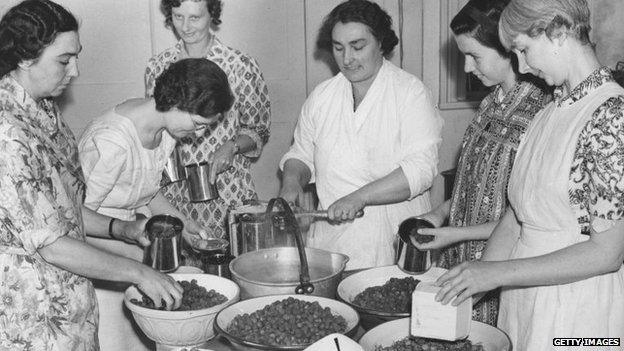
[184,162,219,202]
[143,214,184,272]
[396,217,435,273]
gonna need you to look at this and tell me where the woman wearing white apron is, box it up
[279,0,443,270]
[435,1,624,349]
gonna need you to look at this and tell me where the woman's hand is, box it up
[208,141,236,183]
[279,179,305,206]
[115,217,150,247]
[412,226,464,250]
[182,218,208,239]
[327,193,366,223]
[135,267,184,310]
[418,209,446,228]
[434,261,504,306]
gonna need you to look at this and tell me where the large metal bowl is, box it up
[229,247,349,299]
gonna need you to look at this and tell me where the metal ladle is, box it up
[265,197,314,295]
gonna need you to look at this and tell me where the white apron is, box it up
[503,82,624,350]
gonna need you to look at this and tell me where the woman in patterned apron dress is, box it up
[435,0,624,349]
[145,0,271,248]
[414,0,551,326]
[0,1,183,350]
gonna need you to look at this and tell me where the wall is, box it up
[2,0,623,208]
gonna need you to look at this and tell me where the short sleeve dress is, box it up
[0,76,98,350]
[144,38,271,239]
[438,79,550,325]
[501,67,624,350]
[79,109,177,221]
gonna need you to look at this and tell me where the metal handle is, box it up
[294,209,364,219]
[266,198,315,295]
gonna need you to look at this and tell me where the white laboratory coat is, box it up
[281,60,443,269]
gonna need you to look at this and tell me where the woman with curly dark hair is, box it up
[78,58,233,350]
[145,0,271,244]
[80,58,233,239]
[0,1,185,349]
[279,0,443,270]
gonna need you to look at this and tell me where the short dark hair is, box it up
[317,0,399,57]
[153,58,234,119]
[0,0,78,77]
[451,0,511,57]
[161,0,222,28]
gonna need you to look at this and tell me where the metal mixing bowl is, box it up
[229,247,349,299]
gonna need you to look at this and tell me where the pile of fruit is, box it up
[352,276,420,313]
[375,336,484,351]
[227,297,347,347]
[130,279,227,311]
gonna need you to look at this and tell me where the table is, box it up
[158,327,366,350]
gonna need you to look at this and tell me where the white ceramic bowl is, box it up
[214,294,360,350]
[337,265,447,330]
[359,317,511,351]
[124,273,240,347]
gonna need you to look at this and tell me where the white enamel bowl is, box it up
[124,273,240,347]
[359,318,512,351]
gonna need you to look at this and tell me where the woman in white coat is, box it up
[279,0,443,270]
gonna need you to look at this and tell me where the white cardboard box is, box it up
[410,283,472,341]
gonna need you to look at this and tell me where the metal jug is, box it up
[162,148,186,183]
[192,237,232,278]
[238,210,294,254]
[144,214,183,272]
[184,162,218,202]
[396,217,435,273]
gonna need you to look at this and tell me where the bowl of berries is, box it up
[214,294,359,350]
[337,265,448,330]
[124,273,239,348]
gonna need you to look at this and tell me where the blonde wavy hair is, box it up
[498,0,591,50]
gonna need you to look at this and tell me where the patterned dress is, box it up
[438,79,550,325]
[0,76,98,350]
[145,37,271,240]
[499,67,624,350]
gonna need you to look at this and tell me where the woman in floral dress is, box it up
[0,1,182,349]
[436,0,624,349]
[145,0,271,241]
[414,0,550,326]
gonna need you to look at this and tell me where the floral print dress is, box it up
[0,76,98,350]
[438,79,550,325]
[145,37,271,240]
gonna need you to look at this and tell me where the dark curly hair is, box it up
[451,0,511,58]
[317,0,399,57]
[161,0,222,28]
[0,0,78,77]
[154,58,233,120]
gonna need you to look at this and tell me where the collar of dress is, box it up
[554,66,615,107]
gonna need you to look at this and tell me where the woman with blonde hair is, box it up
[435,0,624,349]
